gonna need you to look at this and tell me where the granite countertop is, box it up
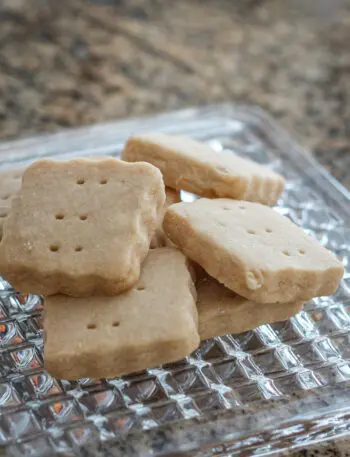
[1,0,350,189]
[0,1,350,456]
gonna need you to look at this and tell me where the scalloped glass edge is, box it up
[0,104,350,457]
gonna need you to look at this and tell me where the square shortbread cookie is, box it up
[0,158,165,296]
[0,160,111,241]
[44,248,199,380]
[122,132,285,205]
[197,274,303,340]
[163,198,344,303]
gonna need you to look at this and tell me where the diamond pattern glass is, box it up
[0,105,349,457]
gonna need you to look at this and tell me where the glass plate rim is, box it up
[1,103,350,457]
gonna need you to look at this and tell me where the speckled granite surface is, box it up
[0,1,350,456]
[1,0,350,189]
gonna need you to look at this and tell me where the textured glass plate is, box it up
[0,104,350,457]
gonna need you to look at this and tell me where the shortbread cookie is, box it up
[197,274,303,340]
[44,248,199,380]
[122,132,285,205]
[163,199,344,303]
[151,187,181,248]
[0,158,165,296]
[0,168,23,239]
[0,160,111,240]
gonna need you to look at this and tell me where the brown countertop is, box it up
[0,1,350,456]
[1,0,350,189]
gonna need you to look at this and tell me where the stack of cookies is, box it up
[0,133,343,380]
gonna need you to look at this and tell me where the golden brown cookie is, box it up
[197,274,303,340]
[164,198,344,303]
[44,248,199,380]
[0,158,165,296]
[122,132,284,205]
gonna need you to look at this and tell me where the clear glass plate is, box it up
[0,104,350,457]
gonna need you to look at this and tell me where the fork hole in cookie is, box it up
[87,323,96,330]
[137,286,146,291]
[50,244,60,252]
[100,179,108,185]
[75,245,83,252]
[112,321,120,327]
[55,214,64,220]
[247,229,256,235]
[79,214,88,221]
[2,195,10,200]
[265,228,272,233]
[299,249,305,255]
[77,178,85,185]
[239,205,246,210]
[283,250,291,256]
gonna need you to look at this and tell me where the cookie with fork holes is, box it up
[44,248,199,380]
[0,158,165,296]
[163,198,344,303]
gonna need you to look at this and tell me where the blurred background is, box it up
[0,0,349,187]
